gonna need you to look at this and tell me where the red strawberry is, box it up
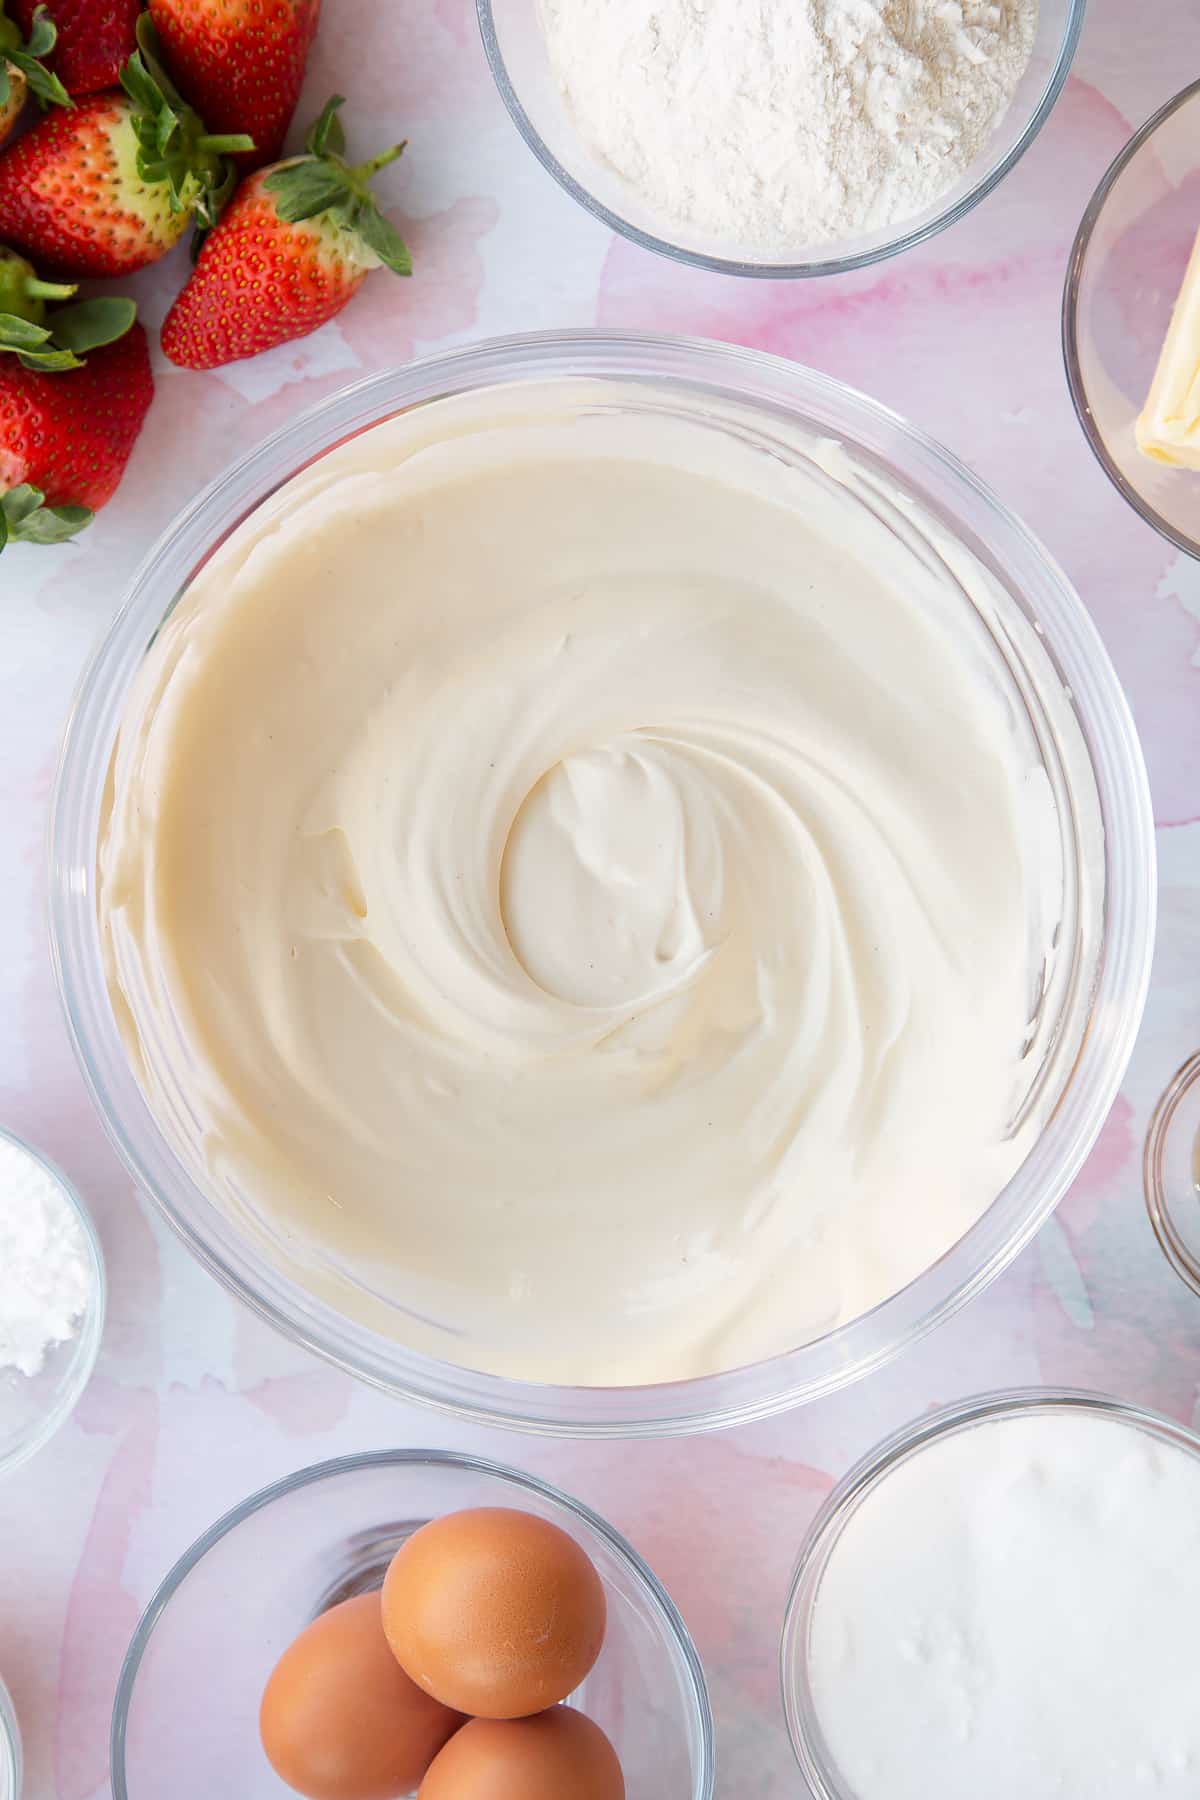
[9,0,140,97]
[0,21,252,278]
[0,3,71,145]
[149,0,320,171]
[161,96,410,371]
[0,290,152,549]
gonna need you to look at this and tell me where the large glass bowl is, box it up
[110,1449,714,1800]
[478,0,1084,277]
[49,331,1155,1436]
[780,1389,1200,1795]
[1064,78,1200,559]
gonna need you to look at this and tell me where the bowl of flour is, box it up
[479,0,1085,275]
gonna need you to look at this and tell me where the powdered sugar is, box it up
[0,1136,94,1378]
[539,0,1039,251]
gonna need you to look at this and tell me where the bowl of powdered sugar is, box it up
[479,0,1085,275]
[0,1126,105,1479]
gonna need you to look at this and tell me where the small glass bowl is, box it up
[780,1388,1200,1796]
[0,1126,106,1479]
[111,1448,714,1799]
[0,1677,20,1800]
[478,0,1084,277]
[1064,77,1200,558]
[1144,1049,1200,1297]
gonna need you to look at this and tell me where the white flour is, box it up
[539,0,1039,250]
[0,1136,94,1378]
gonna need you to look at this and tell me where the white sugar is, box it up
[0,1137,93,1378]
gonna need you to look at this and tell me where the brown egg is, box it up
[418,1707,625,1800]
[260,1591,465,1800]
[381,1507,607,1718]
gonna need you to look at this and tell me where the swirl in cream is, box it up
[99,381,1067,1384]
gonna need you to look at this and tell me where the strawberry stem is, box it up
[351,144,407,180]
[24,277,75,301]
[196,132,257,155]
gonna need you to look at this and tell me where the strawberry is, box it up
[0,283,151,548]
[9,0,140,97]
[149,0,320,172]
[0,4,70,146]
[161,97,410,372]
[0,19,252,278]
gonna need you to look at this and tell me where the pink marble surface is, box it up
[2,0,1200,1793]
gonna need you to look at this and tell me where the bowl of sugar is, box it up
[0,1125,106,1478]
[479,0,1085,276]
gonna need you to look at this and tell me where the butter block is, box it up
[1136,226,1200,469]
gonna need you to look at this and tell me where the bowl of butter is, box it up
[1064,77,1200,558]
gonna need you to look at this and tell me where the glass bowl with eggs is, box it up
[110,1448,714,1800]
[477,0,1085,276]
[50,331,1155,1435]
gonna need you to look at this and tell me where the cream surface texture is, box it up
[808,1410,1200,1797]
[99,379,1073,1385]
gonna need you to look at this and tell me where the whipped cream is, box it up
[808,1408,1200,1798]
[98,379,1079,1384]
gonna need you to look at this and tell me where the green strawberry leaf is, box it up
[0,295,134,368]
[0,308,83,367]
[351,202,412,276]
[0,312,53,350]
[0,485,92,550]
[264,100,411,280]
[130,12,182,106]
[49,296,137,353]
[266,161,354,224]
[14,344,84,370]
[22,6,59,57]
[0,4,70,109]
[306,94,347,159]
[12,502,93,543]
[12,53,71,110]
[122,21,253,220]
[190,159,239,228]
[120,48,163,116]
[2,484,46,528]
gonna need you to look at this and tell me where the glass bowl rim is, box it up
[1143,1047,1200,1298]
[779,1384,1200,1794]
[0,1675,20,1800]
[1062,73,1200,561]
[0,1122,106,1481]
[108,1444,716,1800]
[49,329,1156,1438]
[475,0,1086,278]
